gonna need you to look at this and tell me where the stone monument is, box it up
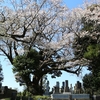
[61,81,65,93]
[45,81,50,95]
[69,84,73,93]
[64,80,69,92]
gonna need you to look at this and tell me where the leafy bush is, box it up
[32,95,50,100]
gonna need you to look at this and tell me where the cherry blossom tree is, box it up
[0,0,92,95]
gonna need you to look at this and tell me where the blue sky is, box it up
[63,0,84,8]
[0,0,90,92]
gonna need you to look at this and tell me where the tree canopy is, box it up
[73,2,100,95]
[83,72,100,95]
[0,0,100,95]
[72,2,100,72]
[0,0,83,95]
[13,49,46,94]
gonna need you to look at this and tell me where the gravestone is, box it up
[55,82,60,93]
[62,82,64,90]
[74,81,82,94]
[69,84,73,93]
[53,82,60,94]
[64,80,69,92]
[61,82,65,93]
[74,84,77,93]
[77,81,81,89]
[53,86,55,94]
[76,81,82,93]
[45,81,50,95]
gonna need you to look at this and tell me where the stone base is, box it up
[51,93,90,100]
[51,94,70,100]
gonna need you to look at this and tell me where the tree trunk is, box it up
[28,75,44,95]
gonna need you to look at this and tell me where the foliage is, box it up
[3,95,50,100]
[17,91,50,100]
[84,44,100,60]
[33,95,50,100]
[0,0,85,95]
[83,72,100,95]
[3,98,10,100]
[13,49,40,77]
[72,2,100,73]
[72,3,100,96]
[13,49,51,95]
[1,0,100,95]
[13,49,44,94]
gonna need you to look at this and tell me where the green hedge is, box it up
[33,95,50,100]
[3,95,51,100]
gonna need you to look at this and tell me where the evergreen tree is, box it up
[83,72,100,95]
[73,4,100,74]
